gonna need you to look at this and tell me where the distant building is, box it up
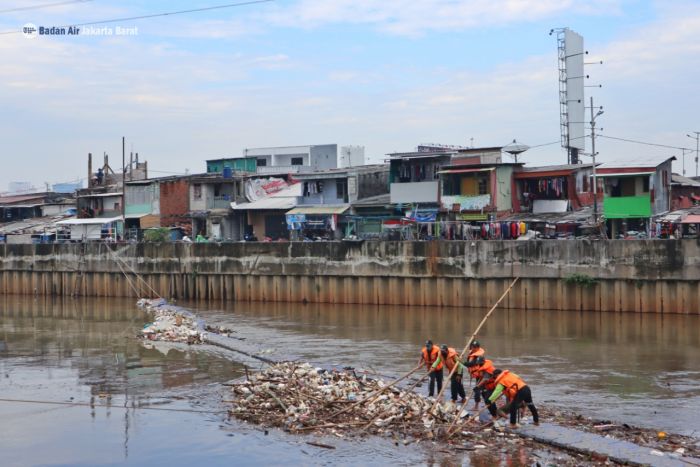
[243,144,338,175]
[287,164,389,239]
[512,163,599,214]
[339,146,365,168]
[437,147,519,221]
[670,174,700,210]
[206,157,257,174]
[598,156,675,237]
[7,182,34,194]
[52,181,83,194]
[189,172,247,241]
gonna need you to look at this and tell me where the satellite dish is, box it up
[503,139,530,162]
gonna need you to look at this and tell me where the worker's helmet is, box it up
[469,340,481,348]
[440,344,448,355]
[425,340,433,349]
[475,356,485,365]
[492,369,503,378]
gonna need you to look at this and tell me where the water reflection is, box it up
[1,294,699,465]
[189,300,700,434]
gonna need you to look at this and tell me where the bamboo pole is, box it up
[326,365,422,420]
[430,277,520,412]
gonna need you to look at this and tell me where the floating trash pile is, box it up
[228,362,481,441]
[137,298,206,344]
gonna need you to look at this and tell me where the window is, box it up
[478,178,488,195]
[336,179,348,201]
[643,177,650,193]
[291,157,303,166]
[193,184,202,200]
[214,184,221,197]
[256,158,267,167]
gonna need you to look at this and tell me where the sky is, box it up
[0,0,699,191]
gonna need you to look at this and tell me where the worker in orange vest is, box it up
[466,340,486,381]
[432,345,466,402]
[417,340,443,397]
[466,356,496,409]
[467,340,485,362]
[485,368,539,428]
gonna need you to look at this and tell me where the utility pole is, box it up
[682,148,686,176]
[589,96,603,224]
[688,132,700,178]
[122,137,126,232]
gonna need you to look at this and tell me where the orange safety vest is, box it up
[421,346,442,370]
[467,347,486,377]
[474,358,495,383]
[493,370,527,401]
[442,347,460,373]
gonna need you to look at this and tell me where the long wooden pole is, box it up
[326,365,422,420]
[430,277,520,412]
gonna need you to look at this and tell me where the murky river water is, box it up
[1,295,699,466]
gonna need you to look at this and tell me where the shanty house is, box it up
[598,157,675,237]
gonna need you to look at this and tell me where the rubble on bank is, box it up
[137,298,234,344]
[536,406,700,460]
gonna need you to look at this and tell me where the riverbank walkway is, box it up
[517,423,699,466]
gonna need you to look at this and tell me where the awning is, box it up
[681,214,700,224]
[125,213,149,219]
[514,170,574,179]
[232,197,297,211]
[596,171,654,178]
[286,206,349,215]
[437,168,494,175]
[77,192,123,198]
[56,216,123,225]
[692,195,700,201]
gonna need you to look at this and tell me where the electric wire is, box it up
[0,0,275,35]
[0,0,93,14]
[598,134,694,152]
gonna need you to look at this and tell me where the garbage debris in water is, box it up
[137,298,234,344]
[228,362,485,440]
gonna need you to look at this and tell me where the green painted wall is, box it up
[207,158,256,173]
[603,195,651,219]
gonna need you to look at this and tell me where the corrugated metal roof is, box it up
[597,156,675,170]
[519,163,595,172]
[672,174,700,187]
[56,216,123,225]
[437,168,494,175]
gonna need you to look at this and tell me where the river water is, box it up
[1,295,699,466]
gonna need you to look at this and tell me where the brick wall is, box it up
[159,179,190,231]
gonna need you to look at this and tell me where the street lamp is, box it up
[590,97,604,224]
[687,132,700,177]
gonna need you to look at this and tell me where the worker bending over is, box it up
[485,369,539,428]
[432,345,466,403]
[466,356,496,409]
[418,340,443,397]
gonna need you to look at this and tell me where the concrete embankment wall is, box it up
[1,240,699,313]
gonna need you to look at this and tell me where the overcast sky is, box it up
[1,0,699,191]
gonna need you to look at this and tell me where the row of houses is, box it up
[3,143,700,242]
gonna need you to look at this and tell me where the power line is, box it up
[599,134,694,152]
[0,0,93,14]
[0,0,275,35]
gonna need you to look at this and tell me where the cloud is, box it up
[265,0,624,35]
